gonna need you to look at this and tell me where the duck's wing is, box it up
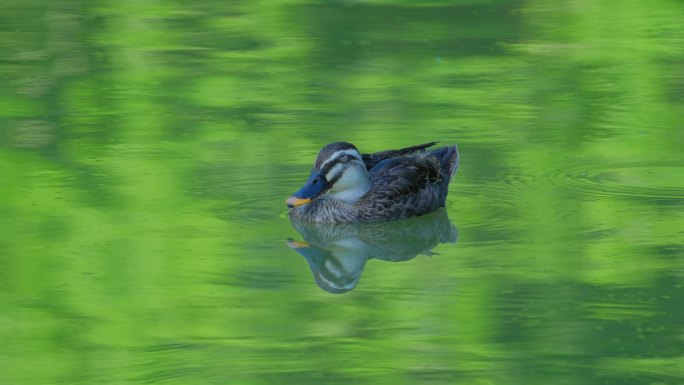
[355,154,444,220]
[361,142,437,171]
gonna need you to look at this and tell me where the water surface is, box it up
[1,1,683,384]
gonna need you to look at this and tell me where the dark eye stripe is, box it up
[321,156,345,172]
[319,161,346,185]
[318,152,361,185]
[327,168,344,186]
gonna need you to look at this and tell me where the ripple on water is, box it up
[549,163,684,202]
[454,163,684,242]
[192,163,300,226]
[448,175,529,239]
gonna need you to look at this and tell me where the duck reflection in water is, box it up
[286,208,457,294]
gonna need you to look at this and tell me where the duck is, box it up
[286,142,459,222]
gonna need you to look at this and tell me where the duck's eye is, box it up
[339,155,350,162]
[312,177,320,184]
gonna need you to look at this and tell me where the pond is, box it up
[1,1,683,384]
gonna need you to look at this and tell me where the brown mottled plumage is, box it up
[287,142,459,222]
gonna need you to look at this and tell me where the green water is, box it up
[1,1,684,384]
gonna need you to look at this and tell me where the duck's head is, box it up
[286,142,370,208]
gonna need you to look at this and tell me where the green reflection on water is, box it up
[1,1,683,384]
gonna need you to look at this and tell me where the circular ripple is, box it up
[550,164,684,201]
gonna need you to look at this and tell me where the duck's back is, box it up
[355,145,459,221]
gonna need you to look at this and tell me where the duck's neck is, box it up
[326,184,368,204]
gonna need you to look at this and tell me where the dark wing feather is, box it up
[356,154,445,221]
[361,142,437,171]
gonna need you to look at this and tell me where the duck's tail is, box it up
[432,144,459,179]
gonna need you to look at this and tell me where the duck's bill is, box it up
[286,196,311,208]
[286,170,327,208]
[286,238,310,248]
